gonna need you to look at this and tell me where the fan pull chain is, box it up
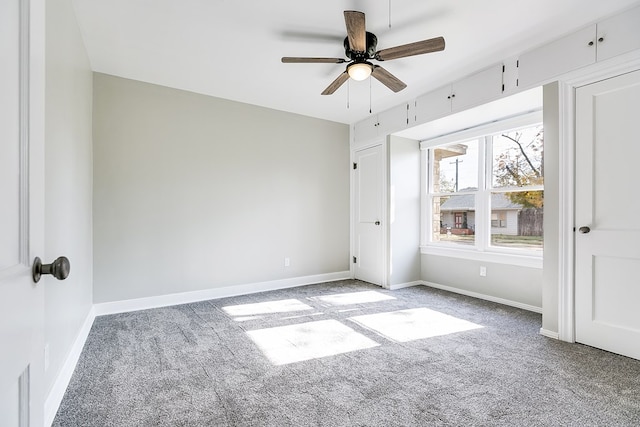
[347,80,350,109]
[388,0,392,28]
[369,76,372,114]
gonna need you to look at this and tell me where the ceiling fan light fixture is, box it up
[347,62,372,81]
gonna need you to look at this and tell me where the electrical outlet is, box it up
[284,257,290,267]
[44,344,50,371]
[480,266,487,277]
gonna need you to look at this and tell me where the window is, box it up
[429,140,478,246]
[491,211,507,228]
[421,113,543,262]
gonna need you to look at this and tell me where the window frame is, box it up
[420,111,543,269]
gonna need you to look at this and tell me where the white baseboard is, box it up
[420,281,543,314]
[389,280,423,290]
[44,306,96,427]
[93,271,351,316]
[539,328,560,340]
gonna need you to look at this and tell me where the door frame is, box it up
[557,54,640,343]
[350,138,389,288]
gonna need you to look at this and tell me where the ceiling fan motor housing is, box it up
[344,32,378,61]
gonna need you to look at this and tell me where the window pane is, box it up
[490,191,543,251]
[492,125,543,188]
[432,194,476,246]
[432,140,478,193]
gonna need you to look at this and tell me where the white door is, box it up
[575,69,640,360]
[353,145,384,286]
[1,0,46,424]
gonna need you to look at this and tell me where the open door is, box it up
[0,0,46,424]
[575,70,640,360]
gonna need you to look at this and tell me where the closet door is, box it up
[353,145,384,286]
[575,70,640,360]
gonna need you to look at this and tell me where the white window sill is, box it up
[420,245,543,269]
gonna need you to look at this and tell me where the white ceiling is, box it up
[73,0,639,125]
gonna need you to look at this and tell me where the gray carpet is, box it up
[54,280,640,426]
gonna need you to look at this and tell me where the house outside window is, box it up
[421,113,543,261]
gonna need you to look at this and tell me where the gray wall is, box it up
[93,74,350,303]
[44,0,94,397]
[421,255,542,308]
[388,136,421,286]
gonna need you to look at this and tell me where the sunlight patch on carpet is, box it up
[349,308,483,342]
[246,319,379,365]
[222,299,313,318]
[309,290,395,306]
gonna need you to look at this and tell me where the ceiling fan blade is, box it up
[321,71,350,95]
[280,31,344,44]
[371,65,407,93]
[375,36,445,61]
[282,57,346,63]
[344,11,366,52]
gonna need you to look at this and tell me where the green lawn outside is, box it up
[438,233,543,249]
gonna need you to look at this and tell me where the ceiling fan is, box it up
[282,10,445,95]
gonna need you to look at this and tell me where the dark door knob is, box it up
[32,256,70,283]
[375,221,381,225]
[578,226,591,234]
